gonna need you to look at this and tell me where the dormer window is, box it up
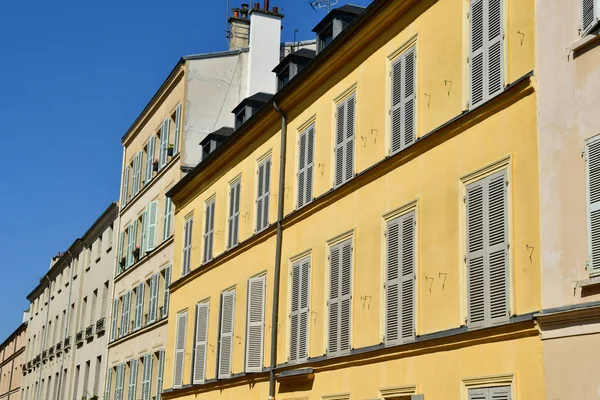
[273,49,316,90]
[278,68,290,90]
[231,92,273,130]
[200,127,234,160]
[312,5,365,54]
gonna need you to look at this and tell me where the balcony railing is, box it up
[96,317,106,334]
[85,324,94,340]
[41,350,48,363]
[34,354,41,366]
[56,341,62,354]
[75,330,84,345]
[63,336,71,351]
[48,346,55,359]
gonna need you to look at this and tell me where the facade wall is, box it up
[0,325,27,400]
[21,206,117,400]
[165,1,542,400]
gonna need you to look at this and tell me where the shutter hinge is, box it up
[383,282,386,289]
[463,255,467,263]
[507,243,510,249]
[506,180,509,186]
[467,11,470,19]
[507,308,511,316]
[464,316,468,325]
[463,196,466,203]
[384,231,387,237]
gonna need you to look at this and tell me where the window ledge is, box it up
[570,32,600,57]
[114,236,174,283]
[577,275,600,288]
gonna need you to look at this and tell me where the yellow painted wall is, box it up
[166,0,541,397]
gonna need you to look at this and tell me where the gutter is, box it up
[269,102,287,400]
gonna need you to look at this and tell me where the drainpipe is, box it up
[56,251,75,400]
[269,102,287,400]
[35,276,52,400]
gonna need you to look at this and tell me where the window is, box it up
[227,180,241,249]
[297,125,315,208]
[256,157,271,232]
[582,0,599,36]
[385,211,416,345]
[145,201,158,253]
[173,310,188,389]
[218,289,236,379]
[586,136,600,274]
[182,217,194,276]
[278,67,290,90]
[390,45,416,154]
[466,170,509,328]
[192,302,209,384]
[334,94,355,187]
[290,258,310,363]
[328,238,352,356]
[140,210,148,258]
[468,386,511,400]
[161,266,172,319]
[203,198,216,263]
[158,118,171,170]
[163,197,173,241]
[133,282,145,331]
[114,364,125,400]
[119,292,132,337]
[141,354,152,400]
[127,359,138,400]
[469,0,504,109]
[318,22,334,52]
[235,109,247,130]
[156,350,165,400]
[131,150,143,198]
[245,275,266,373]
[148,274,160,324]
[117,231,125,274]
[126,222,138,268]
[173,104,182,156]
[104,368,112,400]
[145,137,156,184]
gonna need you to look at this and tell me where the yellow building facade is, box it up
[164,0,544,399]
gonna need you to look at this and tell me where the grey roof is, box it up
[312,4,366,33]
[232,92,273,114]
[273,49,316,74]
[200,127,235,146]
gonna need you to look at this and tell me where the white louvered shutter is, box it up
[182,217,193,275]
[385,212,416,345]
[586,138,600,274]
[162,266,172,319]
[335,95,356,187]
[105,367,112,400]
[121,165,129,207]
[148,274,159,323]
[145,137,155,183]
[163,197,173,241]
[131,155,138,198]
[159,118,170,169]
[124,292,132,335]
[127,359,138,400]
[468,388,487,400]
[469,0,504,109]
[218,290,236,379]
[110,299,119,341]
[228,180,241,248]
[125,224,133,268]
[290,258,310,363]
[140,211,147,257]
[390,46,416,155]
[173,311,188,388]
[468,386,511,400]
[193,302,209,384]
[146,201,158,252]
[245,276,266,372]
[114,364,122,400]
[174,104,182,155]
[203,199,215,263]
[134,283,144,330]
[297,125,315,208]
[117,231,125,273]
[466,171,508,328]
[156,350,165,400]
[328,239,352,356]
[256,158,271,232]
[582,0,598,35]
[141,354,152,400]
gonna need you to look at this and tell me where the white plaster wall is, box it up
[182,52,248,167]
[246,11,281,97]
[537,0,600,309]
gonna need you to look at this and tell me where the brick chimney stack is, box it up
[228,3,251,50]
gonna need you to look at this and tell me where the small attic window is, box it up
[235,109,247,130]
[278,67,290,90]
[318,22,334,53]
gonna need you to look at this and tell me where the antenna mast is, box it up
[309,0,339,13]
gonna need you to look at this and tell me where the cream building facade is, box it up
[21,203,117,400]
[536,1,600,399]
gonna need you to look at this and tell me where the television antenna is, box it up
[309,0,339,12]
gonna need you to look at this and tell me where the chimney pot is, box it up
[241,3,249,18]
[264,0,270,11]
[254,2,260,10]
[233,8,240,18]
[272,6,279,14]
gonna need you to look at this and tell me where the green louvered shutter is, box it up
[146,201,158,252]
[156,350,165,400]
[145,137,155,184]
[140,211,147,257]
[148,274,159,324]
[162,266,172,319]
[174,104,182,155]
[110,299,119,341]
[163,197,173,241]
[159,118,170,169]
[104,367,112,400]
[121,166,129,207]
[127,359,138,400]
[141,354,152,400]
[193,302,209,384]
[134,282,144,331]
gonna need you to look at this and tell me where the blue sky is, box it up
[0,0,372,341]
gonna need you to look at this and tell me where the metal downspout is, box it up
[269,102,287,400]
[56,251,75,400]
[35,277,52,400]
